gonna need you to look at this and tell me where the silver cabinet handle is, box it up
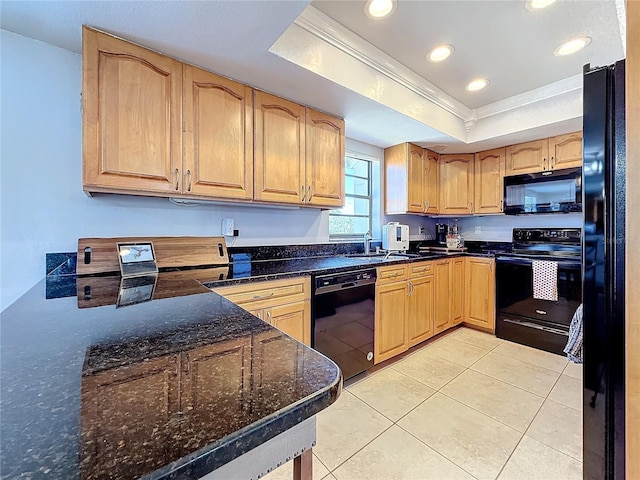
[301,185,306,202]
[500,199,503,211]
[174,168,179,191]
[470,201,474,212]
[267,311,272,323]
[256,311,262,320]
[252,292,274,300]
[543,157,547,170]
[308,185,313,201]
[186,169,192,192]
[551,156,555,169]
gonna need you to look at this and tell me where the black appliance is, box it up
[312,268,376,380]
[582,60,626,480]
[503,167,582,214]
[495,228,582,355]
[435,223,448,245]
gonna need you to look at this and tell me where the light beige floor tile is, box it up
[332,425,475,480]
[397,393,521,480]
[391,350,465,390]
[261,453,330,480]
[314,390,392,471]
[527,399,582,461]
[418,335,489,367]
[548,374,583,411]
[441,369,544,432]
[563,361,583,379]
[348,368,435,421]
[493,341,568,373]
[446,326,503,350]
[471,352,560,397]
[498,435,583,480]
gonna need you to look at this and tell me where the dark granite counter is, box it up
[0,280,341,479]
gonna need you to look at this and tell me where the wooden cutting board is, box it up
[419,246,467,253]
[77,236,229,275]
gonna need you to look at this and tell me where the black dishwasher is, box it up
[312,269,376,380]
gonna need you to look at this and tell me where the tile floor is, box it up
[263,326,583,480]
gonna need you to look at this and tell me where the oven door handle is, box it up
[502,317,570,336]
[496,256,581,269]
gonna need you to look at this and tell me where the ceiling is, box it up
[0,0,626,153]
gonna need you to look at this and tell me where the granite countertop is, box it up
[0,280,341,479]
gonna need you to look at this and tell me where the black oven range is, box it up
[495,228,582,355]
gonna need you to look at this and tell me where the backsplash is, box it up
[457,213,582,242]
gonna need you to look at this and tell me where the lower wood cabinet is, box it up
[464,257,496,332]
[374,262,435,364]
[433,257,465,335]
[451,257,465,326]
[213,277,311,345]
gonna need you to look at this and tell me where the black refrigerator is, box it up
[582,60,625,480]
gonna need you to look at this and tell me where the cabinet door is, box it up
[439,154,474,214]
[80,355,180,479]
[254,91,306,204]
[183,65,253,199]
[181,339,251,443]
[451,257,465,326]
[433,260,451,335]
[474,148,505,214]
[82,27,182,195]
[305,109,345,207]
[505,139,549,175]
[549,131,582,170]
[266,300,311,345]
[464,257,495,331]
[408,144,426,213]
[424,150,440,214]
[407,276,434,347]
[374,281,408,363]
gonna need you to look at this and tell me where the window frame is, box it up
[329,152,374,242]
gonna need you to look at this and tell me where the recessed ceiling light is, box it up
[427,45,454,63]
[525,0,557,11]
[554,36,592,56]
[364,0,396,19]
[465,78,489,92]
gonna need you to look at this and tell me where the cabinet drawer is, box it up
[377,265,408,284]
[408,261,433,278]
[213,277,310,309]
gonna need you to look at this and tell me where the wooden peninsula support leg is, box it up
[293,448,313,480]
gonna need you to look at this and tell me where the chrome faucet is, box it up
[364,231,372,255]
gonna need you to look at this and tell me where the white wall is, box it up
[0,30,390,311]
[458,213,582,242]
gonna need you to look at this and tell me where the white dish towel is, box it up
[532,260,558,301]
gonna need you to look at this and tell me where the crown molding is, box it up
[474,74,583,120]
[294,6,472,122]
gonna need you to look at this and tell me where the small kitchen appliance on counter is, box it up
[435,223,448,245]
[382,222,409,252]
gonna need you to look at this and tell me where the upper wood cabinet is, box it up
[83,27,183,195]
[83,28,344,208]
[505,131,582,175]
[305,109,345,207]
[474,148,505,214]
[439,154,474,215]
[548,132,583,170]
[464,257,495,332]
[183,65,253,200]
[384,143,439,215]
[254,91,306,205]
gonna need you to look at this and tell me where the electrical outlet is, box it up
[222,218,234,236]
[475,225,481,235]
[418,226,427,234]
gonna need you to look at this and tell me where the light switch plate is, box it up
[222,218,235,236]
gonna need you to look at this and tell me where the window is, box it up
[329,155,373,239]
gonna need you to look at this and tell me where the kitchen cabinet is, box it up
[384,143,439,215]
[505,131,582,175]
[433,257,465,334]
[464,257,496,332]
[183,64,254,200]
[213,277,311,345]
[548,132,583,170]
[82,26,183,196]
[474,148,505,214]
[305,108,345,207]
[375,262,435,363]
[439,154,474,215]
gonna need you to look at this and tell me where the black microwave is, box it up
[503,167,582,215]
